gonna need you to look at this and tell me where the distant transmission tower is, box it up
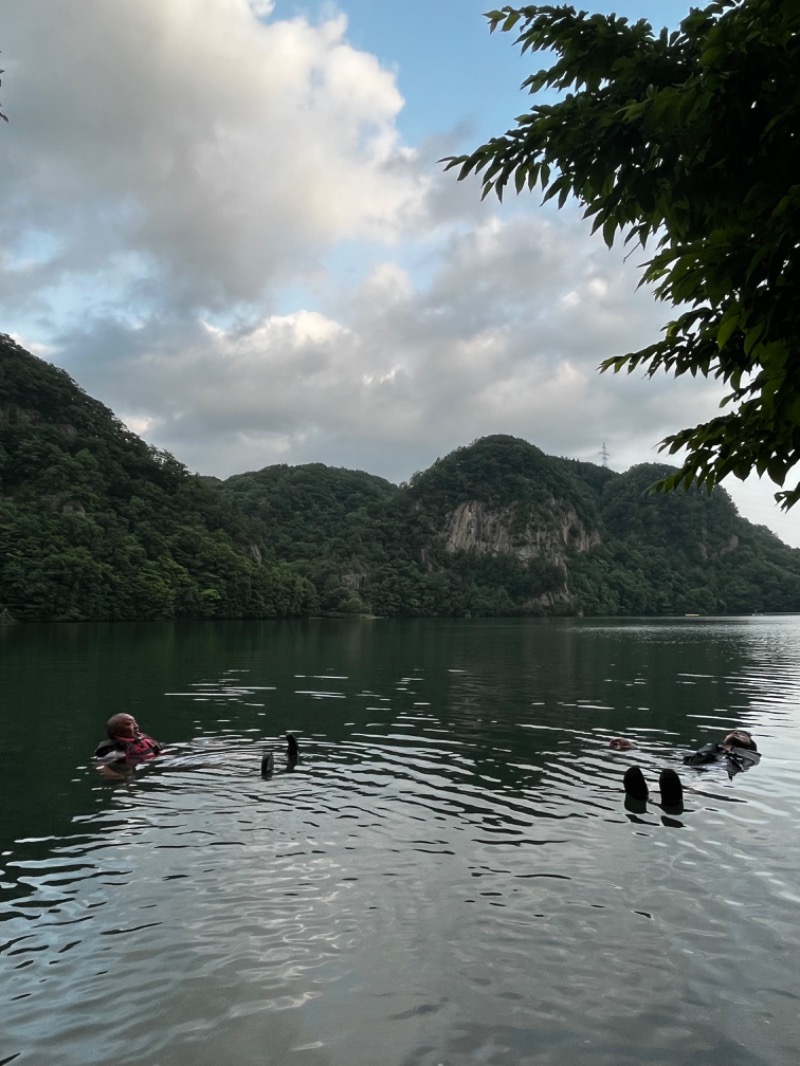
[600,441,610,467]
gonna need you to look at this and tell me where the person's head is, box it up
[609,737,636,751]
[723,729,757,752]
[106,713,139,740]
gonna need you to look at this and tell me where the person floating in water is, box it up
[682,728,760,777]
[93,713,164,779]
[94,715,299,780]
[622,729,760,813]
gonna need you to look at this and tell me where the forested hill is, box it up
[220,435,800,617]
[0,335,314,621]
[3,335,800,621]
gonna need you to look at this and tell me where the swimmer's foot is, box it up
[658,768,684,811]
[623,766,649,802]
[260,750,275,778]
[286,732,299,771]
[262,734,299,777]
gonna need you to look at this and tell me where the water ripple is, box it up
[3,618,800,1064]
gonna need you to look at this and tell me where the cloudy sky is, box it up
[3,0,798,547]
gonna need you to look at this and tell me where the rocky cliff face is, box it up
[439,499,601,609]
[441,500,600,566]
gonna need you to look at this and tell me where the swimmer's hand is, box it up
[96,763,127,781]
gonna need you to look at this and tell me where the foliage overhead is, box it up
[444,1,800,507]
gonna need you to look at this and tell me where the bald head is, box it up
[106,714,138,740]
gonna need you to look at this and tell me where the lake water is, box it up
[2,616,800,1066]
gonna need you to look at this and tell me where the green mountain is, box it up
[221,462,409,613]
[567,459,800,614]
[3,334,800,621]
[219,436,800,617]
[0,334,313,621]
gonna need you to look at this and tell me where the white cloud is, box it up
[58,211,723,487]
[2,1,797,548]
[1,0,425,314]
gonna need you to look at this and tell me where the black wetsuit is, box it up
[683,743,760,778]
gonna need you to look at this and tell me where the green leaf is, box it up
[444,0,800,509]
[502,10,522,34]
[768,458,787,486]
[716,312,740,351]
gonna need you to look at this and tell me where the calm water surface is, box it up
[2,617,800,1065]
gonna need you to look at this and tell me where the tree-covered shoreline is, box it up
[3,335,800,623]
[0,335,314,622]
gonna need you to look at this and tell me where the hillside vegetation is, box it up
[0,334,313,621]
[222,436,800,618]
[3,335,800,622]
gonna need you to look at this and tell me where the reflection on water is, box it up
[2,617,800,1065]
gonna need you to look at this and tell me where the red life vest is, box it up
[117,733,162,766]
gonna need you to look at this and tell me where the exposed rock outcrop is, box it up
[341,566,368,589]
[720,534,739,555]
[441,499,600,568]
[238,541,262,565]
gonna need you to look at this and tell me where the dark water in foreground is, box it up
[2,616,800,1065]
